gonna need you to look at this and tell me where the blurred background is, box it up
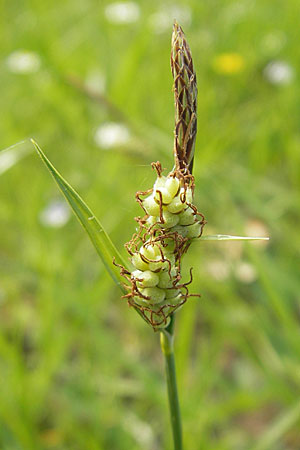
[1,1,300,449]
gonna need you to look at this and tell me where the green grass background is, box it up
[1,1,300,449]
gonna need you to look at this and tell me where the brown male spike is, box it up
[171,21,198,174]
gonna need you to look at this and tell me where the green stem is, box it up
[160,316,183,450]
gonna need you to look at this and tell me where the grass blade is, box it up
[31,139,128,293]
[252,400,300,450]
[0,140,32,175]
[200,234,269,241]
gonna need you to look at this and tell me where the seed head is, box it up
[116,23,205,331]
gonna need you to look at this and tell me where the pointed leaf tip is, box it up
[31,139,128,293]
[199,234,270,241]
[0,139,35,175]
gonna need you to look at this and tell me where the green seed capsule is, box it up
[166,195,185,213]
[148,253,175,272]
[151,311,170,324]
[158,269,176,289]
[179,187,193,204]
[131,269,143,279]
[158,210,179,228]
[139,287,166,304]
[154,316,171,329]
[179,207,196,225]
[163,238,176,254]
[142,195,160,216]
[139,241,166,271]
[186,188,193,203]
[151,253,175,272]
[148,259,164,272]
[162,306,172,316]
[131,253,149,271]
[154,176,167,189]
[150,301,170,314]
[134,296,151,307]
[132,270,159,288]
[165,253,176,268]
[186,222,201,239]
[169,224,188,238]
[154,187,173,204]
[159,297,179,308]
[140,243,160,260]
[165,288,181,299]
[168,293,183,306]
[165,177,180,197]
[146,215,157,226]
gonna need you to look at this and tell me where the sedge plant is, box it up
[31,22,268,450]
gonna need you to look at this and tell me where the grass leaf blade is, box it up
[0,140,32,175]
[200,234,269,241]
[31,139,127,293]
[251,399,300,450]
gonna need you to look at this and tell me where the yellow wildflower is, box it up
[213,52,245,74]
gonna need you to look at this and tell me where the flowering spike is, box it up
[117,23,205,331]
[171,21,198,174]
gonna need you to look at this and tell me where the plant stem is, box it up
[160,316,183,450]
